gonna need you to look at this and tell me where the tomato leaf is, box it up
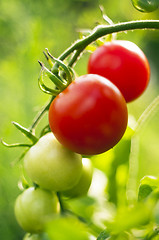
[106,190,159,235]
[46,216,89,240]
[138,176,159,201]
[107,128,132,205]
[97,229,110,240]
[106,203,151,234]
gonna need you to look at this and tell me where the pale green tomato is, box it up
[23,233,42,240]
[14,187,59,233]
[24,133,82,191]
[131,0,158,12]
[63,158,93,198]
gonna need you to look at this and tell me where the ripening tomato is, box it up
[24,133,82,191]
[88,40,150,102]
[62,158,93,198]
[49,74,128,155]
[14,187,59,233]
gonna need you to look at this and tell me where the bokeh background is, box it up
[0,0,159,239]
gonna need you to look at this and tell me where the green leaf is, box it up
[66,196,96,222]
[113,127,133,166]
[108,232,133,240]
[138,176,159,201]
[46,216,89,240]
[138,185,153,202]
[107,127,133,205]
[106,202,152,235]
[97,229,110,240]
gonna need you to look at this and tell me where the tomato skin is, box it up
[49,74,128,155]
[14,187,59,233]
[88,40,150,102]
[131,0,158,12]
[62,158,93,198]
[24,133,82,191]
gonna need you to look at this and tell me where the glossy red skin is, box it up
[49,74,128,155]
[88,40,150,102]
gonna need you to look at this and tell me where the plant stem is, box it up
[59,20,159,66]
[56,192,66,214]
[126,135,140,204]
[68,48,84,67]
[29,97,54,132]
[135,95,159,134]
[127,95,159,204]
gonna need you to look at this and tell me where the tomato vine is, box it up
[2,15,159,240]
[34,20,159,137]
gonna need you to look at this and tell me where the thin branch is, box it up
[58,20,159,66]
[29,97,54,132]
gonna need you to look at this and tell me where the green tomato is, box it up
[24,133,82,191]
[131,0,158,12]
[23,233,42,240]
[14,187,59,233]
[62,158,93,198]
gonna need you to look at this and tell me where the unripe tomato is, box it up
[63,158,93,198]
[131,0,158,12]
[14,187,59,233]
[24,133,82,191]
[88,40,150,102]
[49,74,128,155]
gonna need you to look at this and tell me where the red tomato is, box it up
[87,40,150,102]
[49,74,128,155]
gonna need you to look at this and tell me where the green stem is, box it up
[68,48,85,67]
[59,20,159,66]
[29,97,54,132]
[135,95,159,134]
[67,209,102,237]
[126,135,140,204]
[144,228,159,240]
[56,192,66,214]
[127,95,159,204]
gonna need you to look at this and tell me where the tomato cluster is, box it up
[15,133,94,237]
[49,40,150,155]
[14,40,150,239]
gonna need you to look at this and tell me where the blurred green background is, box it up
[0,0,159,239]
